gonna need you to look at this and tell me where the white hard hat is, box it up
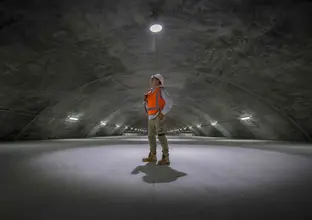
[151,73,164,85]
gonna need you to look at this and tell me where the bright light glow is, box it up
[240,116,251,121]
[184,128,187,130]
[101,121,107,126]
[150,24,163,33]
[189,126,192,129]
[69,117,79,121]
[197,124,201,128]
[211,121,218,126]
[116,124,120,128]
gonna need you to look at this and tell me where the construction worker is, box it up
[142,74,173,165]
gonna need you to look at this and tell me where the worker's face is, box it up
[150,77,160,88]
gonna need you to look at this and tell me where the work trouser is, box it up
[148,116,169,158]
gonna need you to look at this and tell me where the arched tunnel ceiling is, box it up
[0,0,312,141]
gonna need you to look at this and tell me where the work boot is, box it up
[142,152,157,163]
[157,155,170,165]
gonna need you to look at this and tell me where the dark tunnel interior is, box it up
[2,1,312,220]
[1,0,312,141]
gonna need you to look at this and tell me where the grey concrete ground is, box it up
[1,137,312,220]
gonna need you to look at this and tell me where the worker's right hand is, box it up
[158,112,165,120]
[144,94,148,102]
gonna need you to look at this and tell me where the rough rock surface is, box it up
[0,0,312,141]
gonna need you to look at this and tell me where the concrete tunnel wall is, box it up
[0,0,312,141]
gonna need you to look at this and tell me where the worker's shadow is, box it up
[131,162,187,184]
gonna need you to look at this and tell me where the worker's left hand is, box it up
[144,94,148,102]
[158,112,165,120]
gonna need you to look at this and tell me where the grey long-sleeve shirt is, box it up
[144,86,173,120]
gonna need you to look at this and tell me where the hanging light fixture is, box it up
[148,1,164,33]
[150,24,163,33]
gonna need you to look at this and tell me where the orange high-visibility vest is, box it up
[146,87,165,116]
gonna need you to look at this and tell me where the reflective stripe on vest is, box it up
[147,87,165,115]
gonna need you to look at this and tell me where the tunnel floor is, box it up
[1,137,312,220]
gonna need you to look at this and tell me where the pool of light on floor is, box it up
[121,138,197,141]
